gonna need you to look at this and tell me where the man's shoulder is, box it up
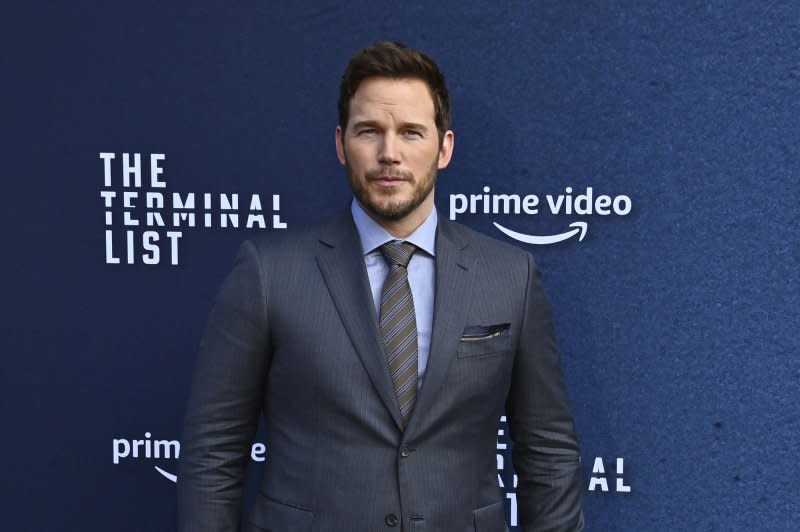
[244,209,352,260]
[441,218,532,265]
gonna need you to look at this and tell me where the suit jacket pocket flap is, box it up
[249,493,313,532]
[461,323,510,339]
[458,324,512,358]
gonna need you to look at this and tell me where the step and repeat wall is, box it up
[5,2,798,530]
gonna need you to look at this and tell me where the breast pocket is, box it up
[457,324,512,359]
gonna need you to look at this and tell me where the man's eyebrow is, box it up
[350,120,381,130]
[349,120,430,132]
[399,122,429,132]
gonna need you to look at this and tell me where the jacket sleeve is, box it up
[177,240,271,532]
[505,253,584,532]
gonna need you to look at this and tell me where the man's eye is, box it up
[403,130,422,138]
[357,129,376,136]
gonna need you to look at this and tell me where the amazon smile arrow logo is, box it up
[493,221,587,245]
[449,185,632,245]
[155,466,177,482]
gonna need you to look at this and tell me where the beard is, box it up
[346,158,438,222]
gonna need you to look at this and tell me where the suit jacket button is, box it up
[400,446,410,458]
[385,513,399,527]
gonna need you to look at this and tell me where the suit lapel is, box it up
[408,219,474,433]
[315,211,404,430]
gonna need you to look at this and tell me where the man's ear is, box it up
[437,130,455,169]
[335,125,346,165]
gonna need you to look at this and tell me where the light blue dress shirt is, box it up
[350,199,436,387]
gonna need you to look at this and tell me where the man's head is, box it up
[338,42,452,144]
[335,42,455,236]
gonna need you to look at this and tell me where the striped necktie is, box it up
[379,241,418,426]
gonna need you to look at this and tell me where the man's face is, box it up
[336,77,454,227]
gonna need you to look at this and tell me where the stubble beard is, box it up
[347,158,438,222]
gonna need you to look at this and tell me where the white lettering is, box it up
[251,443,266,462]
[112,439,130,464]
[221,194,239,228]
[126,231,135,264]
[248,214,266,229]
[105,230,120,264]
[589,457,609,492]
[166,231,182,265]
[522,194,539,214]
[154,439,180,459]
[100,190,116,207]
[172,192,195,210]
[595,195,611,215]
[173,211,196,227]
[123,211,139,226]
[123,191,137,208]
[613,195,632,215]
[272,194,287,229]
[449,194,468,220]
[505,492,518,527]
[146,192,164,209]
[100,152,115,187]
[150,154,166,188]
[248,195,266,228]
[546,194,565,214]
[132,439,144,458]
[493,194,520,214]
[122,153,142,187]
[146,212,165,227]
[142,232,159,265]
[616,458,631,492]
[574,187,593,215]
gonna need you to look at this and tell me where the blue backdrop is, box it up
[4,2,798,530]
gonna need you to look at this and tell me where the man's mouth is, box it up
[366,169,413,185]
[373,176,408,183]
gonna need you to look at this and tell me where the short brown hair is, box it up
[338,41,452,143]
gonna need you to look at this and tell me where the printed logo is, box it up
[112,432,267,483]
[113,428,629,509]
[449,185,632,244]
[99,152,288,266]
[498,418,631,526]
[588,457,631,493]
[497,416,519,526]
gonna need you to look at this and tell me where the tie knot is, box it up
[380,241,416,268]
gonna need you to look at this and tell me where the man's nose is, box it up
[377,133,400,164]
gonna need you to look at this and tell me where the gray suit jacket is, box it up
[178,210,583,532]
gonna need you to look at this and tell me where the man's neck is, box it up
[351,200,437,258]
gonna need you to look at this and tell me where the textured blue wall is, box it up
[3,2,798,530]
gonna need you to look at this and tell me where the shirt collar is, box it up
[350,199,437,257]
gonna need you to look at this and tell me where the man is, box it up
[178,41,584,531]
